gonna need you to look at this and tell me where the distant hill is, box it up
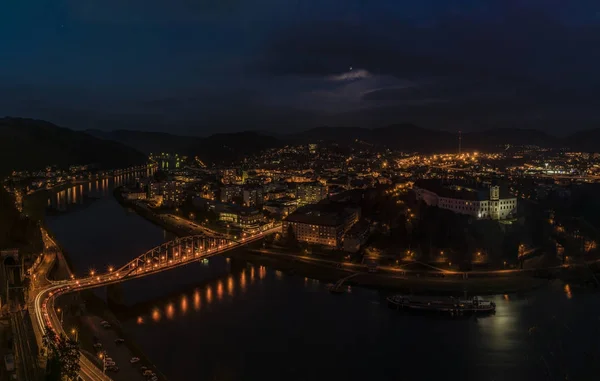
[87,124,600,157]
[87,129,197,156]
[564,128,600,152]
[288,124,558,152]
[87,129,282,164]
[0,118,147,176]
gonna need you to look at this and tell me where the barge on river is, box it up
[386,295,495,315]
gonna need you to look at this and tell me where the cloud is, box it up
[327,69,371,81]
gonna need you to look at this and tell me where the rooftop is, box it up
[414,179,513,200]
[285,203,355,227]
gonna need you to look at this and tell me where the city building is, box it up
[162,181,185,207]
[218,205,263,229]
[263,198,298,218]
[242,186,264,207]
[414,180,517,220]
[148,181,185,207]
[295,182,327,206]
[220,185,242,203]
[343,220,371,253]
[282,203,359,248]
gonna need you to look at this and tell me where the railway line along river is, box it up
[45,175,600,381]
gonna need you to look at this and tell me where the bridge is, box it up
[31,224,280,381]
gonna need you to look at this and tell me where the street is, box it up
[81,316,150,381]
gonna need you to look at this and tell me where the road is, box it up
[80,315,149,381]
[29,229,112,381]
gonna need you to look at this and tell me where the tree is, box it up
[42,326,81,381]
[286,224,299,249]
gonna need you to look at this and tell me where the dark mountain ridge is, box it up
[0,118,147,176]
[87,124,600,156]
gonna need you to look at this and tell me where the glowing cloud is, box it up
[328,69,371,81]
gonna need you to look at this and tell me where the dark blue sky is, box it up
[2,0,600,135]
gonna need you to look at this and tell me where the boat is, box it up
[386,295,495,315]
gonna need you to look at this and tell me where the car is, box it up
[140,366,148,371]
[107,366,119,372]
[100,320,108,325]
[143,370,154,376]
[92,343,102,349]
[105,361,116,367]
[130,357,140,364]
[150,377,158,381]
[114,338,125,344]
[105,357,113,362]
[102,323,112,329]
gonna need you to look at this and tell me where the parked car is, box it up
[115,338,125,344]
[130,357,140,364]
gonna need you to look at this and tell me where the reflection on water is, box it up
[216,280,224,300]
[240,271,246,292]
[152,308,161,322]
[139,266,274,324]
[227,276,234,296]
[206,286,212,304]
[47,169,154,212]
[166,303,175,320]
[194,289,201,311]
[181,296,188,314]
[259,265,266,280]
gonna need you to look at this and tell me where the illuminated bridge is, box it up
[32,224,280,380]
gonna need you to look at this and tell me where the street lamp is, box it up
[71,328,78,342]
[57,308,63,324]
[98,353,106,374]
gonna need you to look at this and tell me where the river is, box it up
[45,175,600,381]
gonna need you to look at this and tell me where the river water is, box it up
[45,175,600,381]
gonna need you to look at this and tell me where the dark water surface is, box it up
[46,179,600,381]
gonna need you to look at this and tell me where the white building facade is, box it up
[415,184,517,220]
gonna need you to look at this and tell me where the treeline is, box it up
[0,187,42,253]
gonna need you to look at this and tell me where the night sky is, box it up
[2,0,600,135]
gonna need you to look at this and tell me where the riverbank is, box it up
[113,188,193,238]
[228,249,548,295]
